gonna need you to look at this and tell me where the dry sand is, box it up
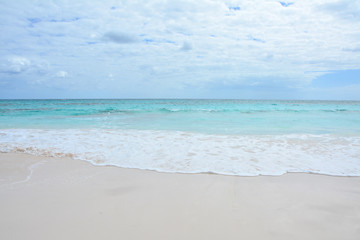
[0,153,359,240]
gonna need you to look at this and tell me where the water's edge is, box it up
[2,151,359,178]
[1,129,359,177]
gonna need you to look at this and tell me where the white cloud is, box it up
[318,0,360,21]
[3,56,31,74]
[0,0,359,98]
[55,71,68,78]
[0,56,49,76]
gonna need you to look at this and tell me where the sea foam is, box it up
[1,129,359,176]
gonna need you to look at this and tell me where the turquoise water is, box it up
[1,99,360,135]
[1,99,360,176]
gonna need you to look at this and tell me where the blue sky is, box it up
[0,0,359,100]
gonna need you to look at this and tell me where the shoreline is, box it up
[2,128,360,177]
[3,151,360,178]
[2,150,360,178]
[1,153,360,240]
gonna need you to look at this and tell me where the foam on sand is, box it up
[1,129,359,176]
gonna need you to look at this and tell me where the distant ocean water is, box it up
[1,99,360,176]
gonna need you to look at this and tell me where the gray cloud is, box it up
[180,41,192,51]
[102,31,138,44]
[342,47,360,52]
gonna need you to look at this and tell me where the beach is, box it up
[1,153,359,240]
[2,0,360,238]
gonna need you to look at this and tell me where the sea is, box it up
[1,99,360,176]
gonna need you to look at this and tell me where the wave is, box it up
[1,105,360,116]
[73,108,360,117]
[1,129,359,176]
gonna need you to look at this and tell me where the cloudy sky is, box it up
[0,0,360,99]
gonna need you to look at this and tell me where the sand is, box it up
[0,153,359,240]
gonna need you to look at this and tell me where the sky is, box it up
[0,0,360,100]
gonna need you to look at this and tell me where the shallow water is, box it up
[1,99,360,134]
[1,99,360,176]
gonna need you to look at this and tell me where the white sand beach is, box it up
[1,153,360,240]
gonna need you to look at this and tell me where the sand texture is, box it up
[1,153,360,240]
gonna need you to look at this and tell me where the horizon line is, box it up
[0,98,359,102]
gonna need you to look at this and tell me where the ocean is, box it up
[1,99,360,176]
